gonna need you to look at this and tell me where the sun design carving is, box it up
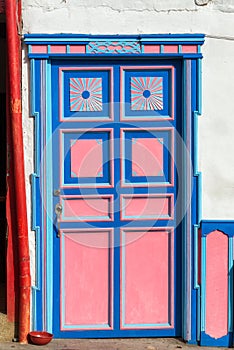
[70,77,103,112]
[130,76,163,111]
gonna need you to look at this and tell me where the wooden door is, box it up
[51,59,182,337]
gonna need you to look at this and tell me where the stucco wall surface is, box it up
[21,1,234,273]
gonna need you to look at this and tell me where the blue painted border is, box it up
[24,33,205,41]
[24,34,204,59]
[200,221,234,346]
[201,221,234,236]
[30,58,43,331]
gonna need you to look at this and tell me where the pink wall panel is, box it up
[31,45,47,54]
[69,45,86,53]
[132,138,163,176]
[121,228,173,328]
[121,194,173,220]
[62,195,113,221]
[164,45,178,53]
[50,45,67,53]
[144,45,161,53]
[70,139,103,177]
[62,230,113,328]
[182,45,198,53]
[205,230,228,339]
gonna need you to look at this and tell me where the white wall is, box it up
[21,0,234,269]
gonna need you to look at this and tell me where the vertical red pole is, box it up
[5,0,31,343]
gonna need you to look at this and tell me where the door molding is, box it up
[25,34,204,344]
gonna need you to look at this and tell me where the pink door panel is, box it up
[120,228,174,329]
[61,229,113,330]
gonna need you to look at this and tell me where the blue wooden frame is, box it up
[26,34,204,344]
[200,221,234,347]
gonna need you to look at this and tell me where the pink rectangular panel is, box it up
[121,228,174,328]
[164,45,178,53]
[50,45,67,53]
[132,138,163,177]
[182,45,198,53]
[144,45,160,53]
[61,195,113,221]
[205,230,228,339]
[121,194,173,220]
[70,139,103,178]
[31,45,47,54]
[69,45,86,53]
[61,229,113,329]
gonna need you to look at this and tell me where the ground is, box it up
[0,338,230,350]
[0,284,230,349]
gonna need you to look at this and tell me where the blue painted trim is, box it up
[30,58,43,331]
[24,34,204,58]
[30,59,36,115]
[40,60,46,330]
[200,221,234,346]
[200,332,233,347]
[45,60,53,334]
[182,59,193,342]
[192,57,203,343]
[31,174,41,330]
[24,33,205,41]
[201,221,234,236]
[27,53,203,59]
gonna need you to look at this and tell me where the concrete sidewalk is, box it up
[0,338,229,350]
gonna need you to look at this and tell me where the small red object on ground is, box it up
[28,331,53,345]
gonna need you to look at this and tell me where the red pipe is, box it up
[5,0,31,344]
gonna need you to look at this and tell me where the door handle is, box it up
[55,203,63,238]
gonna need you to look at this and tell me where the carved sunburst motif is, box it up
[70,77,103,112]
[130,76,163,111]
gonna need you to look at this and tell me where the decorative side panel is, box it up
[121,228,174,329]
[121,194,173,221]
[61,195,113,222]
[61,229,113,330]
[205,230,228,339]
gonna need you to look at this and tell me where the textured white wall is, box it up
[21,0,234,256]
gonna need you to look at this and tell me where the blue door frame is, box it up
[25,34,204,344]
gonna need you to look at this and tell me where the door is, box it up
[50,59,182,337]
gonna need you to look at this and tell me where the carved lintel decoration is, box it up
[87,41,141,54]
